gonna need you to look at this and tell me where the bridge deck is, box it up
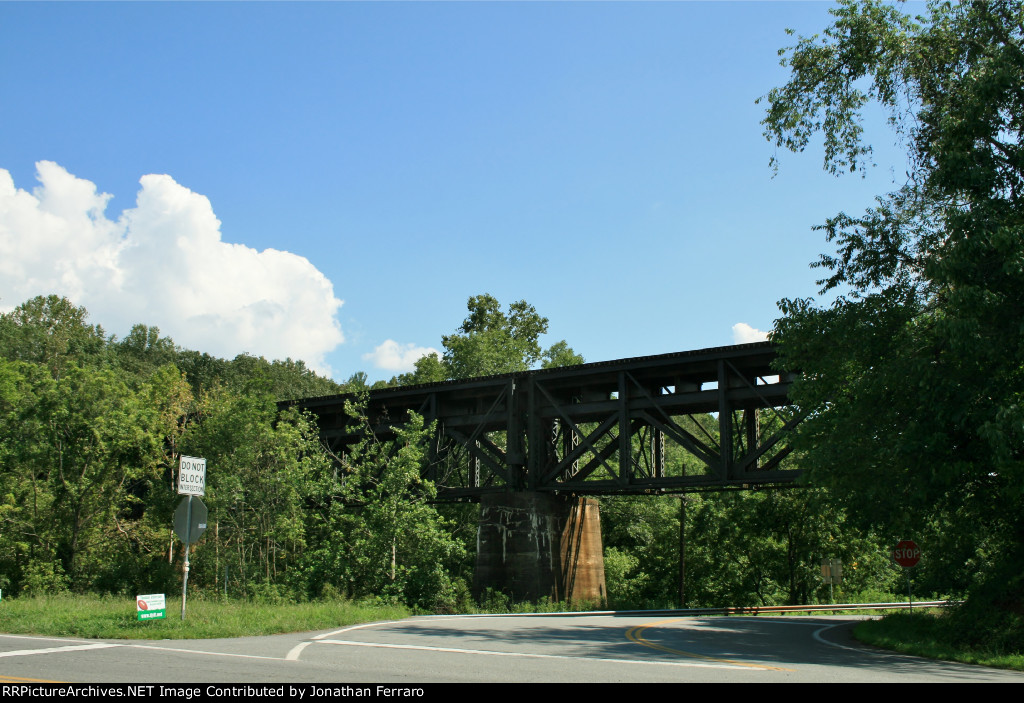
[283,341,802,499]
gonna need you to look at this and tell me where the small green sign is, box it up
[137,593,166,621]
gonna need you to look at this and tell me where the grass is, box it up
[854,610,1024,672]
[4,593,1021,675]
[0,593,409,640]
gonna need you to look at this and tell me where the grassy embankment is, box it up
[855,611,1024,672]
[0,592,587,640]
[2,595,1022,673]
[0,594,408,640]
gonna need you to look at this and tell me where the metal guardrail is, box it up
[431,601,958,619]
[665,601,954,616]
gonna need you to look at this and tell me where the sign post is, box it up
[891,539,920,609]
[177,456,206,621]
[820,558,842,603]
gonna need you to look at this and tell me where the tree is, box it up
[0,358,173,593]
[442,294,550,379]
[113,324,178,378]
[180,387,327,599]
[762,0,1024,638]
[309,398,466,609]
[541,340,586,369]
[0,296,106,379]
[394,294,583,385]
[393,353,444,386]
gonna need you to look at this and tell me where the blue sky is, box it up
[0,1,912,382]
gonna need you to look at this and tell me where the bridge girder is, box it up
[283,342,802,501]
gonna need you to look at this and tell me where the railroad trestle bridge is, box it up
[283,341,802,603]
[286,341,801,499]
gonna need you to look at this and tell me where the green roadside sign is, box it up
[137,593,166,621]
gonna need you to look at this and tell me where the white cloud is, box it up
[363,340,440,372]
[0,161,344,375]
[732,322,769,344]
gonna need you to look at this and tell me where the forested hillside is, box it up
[0,293,908,611]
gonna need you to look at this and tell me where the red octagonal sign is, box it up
[892,539,921,568]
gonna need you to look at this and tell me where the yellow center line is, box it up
[0,674,66,682]
[625,618,793,672]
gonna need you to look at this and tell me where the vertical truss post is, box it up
[549,419,559,463]
[618,371,631,486]
[545,419,560,480]
[424,392,440,484]
[510,377,526,490]
[653,426,665,478]
[718,360,732,480]
[745,407,759,471]
[469,440,481,488]
[564,419,580,480]
[426,423,442,485]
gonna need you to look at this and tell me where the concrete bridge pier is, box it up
[473,493,607,606]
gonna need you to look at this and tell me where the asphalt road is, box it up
[2,614,1022,684]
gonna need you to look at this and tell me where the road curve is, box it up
[2,614,1022,683]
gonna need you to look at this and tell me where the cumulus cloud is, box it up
[0,161,344,374]
[732,322,769,344]
[363,340,441,372]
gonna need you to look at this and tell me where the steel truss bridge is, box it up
[284,342,803,501]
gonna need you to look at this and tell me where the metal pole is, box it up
[679,496,686,609]
[181,495,193,621]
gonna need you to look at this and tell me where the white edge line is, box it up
[812,621,883,654]
[126,643,284,661]
[0,633,103,644]
[293,619,411,663]
[0,643,120,658]
[285,641,311,661]
[312,620,404,640]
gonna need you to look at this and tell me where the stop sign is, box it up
[892,539,921,568]
[174,496,208,544]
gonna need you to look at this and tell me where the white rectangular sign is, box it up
[136,593,166,621]
[178,455,206,496]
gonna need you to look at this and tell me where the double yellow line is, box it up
[625,618,793,672]
[0,674,65,682]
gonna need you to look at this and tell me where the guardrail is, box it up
[665,601,954,616]
[434,601,957,619]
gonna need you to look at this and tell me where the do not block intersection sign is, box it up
[178,456,206,496]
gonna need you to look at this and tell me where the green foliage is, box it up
[685,489,897,607]
[601,495,681,609]
[763,0,1024,613]
[395,353,447,386]
[113,324,178,379]
[331,400,467,610]
[0,355,174,594]
[0,294,345,600]
[0,290,910,612]
[443,294,549,379]
[393,294,583,386]
[0,295,106,378]
[181,391,328,599]
[541,340,586,369]
[224,354,344,401]
[600,484,901,610]
[856,610,1024,669]
[0,593,409,640]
